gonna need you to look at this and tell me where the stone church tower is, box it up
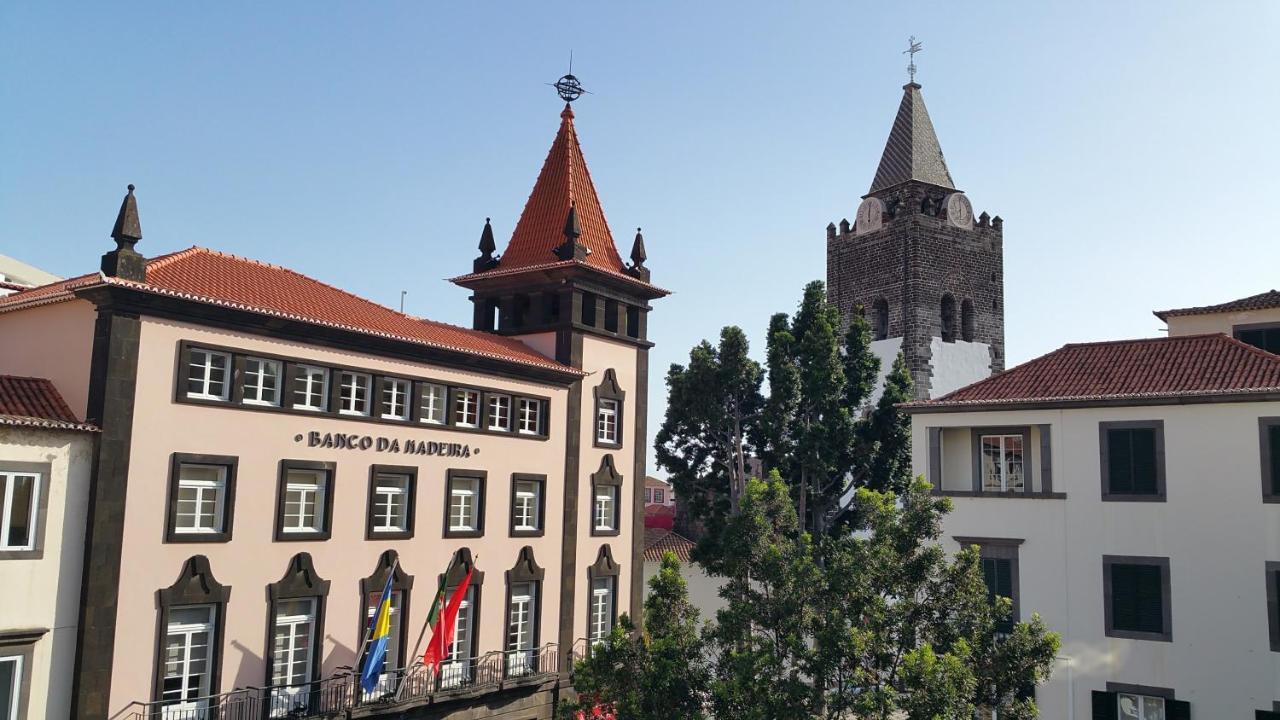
[826,82,1004,400]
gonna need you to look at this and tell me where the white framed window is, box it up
[653,488,665,504]
[186,348,231,401]
[448,476,480,533]
[0,654,23,720]
[243,357,282,406]
[161,604,215,713]
[174,464,227,535]
[513,480,540,532]
[371,474,410,533]
[453,389,480,428]
[338,371,372,416]
[419,383,447,425]
[980,435,1024,491]
[644,488,652,503]
[506,583,536,676]
[270,598,317,714]
[0,471,40,551]
[596,399,619,444]
[440,586,475,688]
[1117,693,1164,720]
[517,398,542,435]
[487,394,512,431]
[590,577,614,644]
[363,591,401,695]
[593,486,617,532]
[282,469,327,534]
[292,365,329,412]
[380,378,411,421]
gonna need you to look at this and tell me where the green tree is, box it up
[854,353,914,495]
[564,552,710,720]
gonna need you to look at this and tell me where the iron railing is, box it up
[112,644,562,720]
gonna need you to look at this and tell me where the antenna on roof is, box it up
[400,290,407,313]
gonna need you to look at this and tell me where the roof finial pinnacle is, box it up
[111,183,142,246]
[904,36,923,85]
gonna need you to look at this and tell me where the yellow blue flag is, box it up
[360,571,396,693]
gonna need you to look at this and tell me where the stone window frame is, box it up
[438,548,485,666]
[365,465,417,541]
[443,469,487,539]
[970,427,1035,495]
[504,546,545,655]
[357,550,414,672]
[1102,555,1172,643]
[165,453,239,544]
[1267,561,1280,653]
[1261,417,1280,503]
[871,297,890,341]
[274,460,337,542]
[592,369,626,450]
[586,545,622,643]
[153,555,232,705]
[1096,682,1192,719]
[508,473,547,538]
[954,536,1022,626]
[0,461,51,560]
[589,455,623,537]
[1099,420,1167,502]
[0,629,45,720]
[265,553,331,687]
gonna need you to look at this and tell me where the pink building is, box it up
[0,94,665,720]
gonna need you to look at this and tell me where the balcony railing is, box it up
[111,644,562,720]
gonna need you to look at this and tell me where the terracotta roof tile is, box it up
[0,376,97,431]
[906,333,1280,410]
[1154,289,1280,321]
[0,248,576,376]
[643,527,696,563]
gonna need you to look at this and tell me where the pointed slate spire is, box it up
[627,227,650,282]
[102,184,146,281]
[554,204,589,261]
[868,84,956,194]
[473,217,499,272]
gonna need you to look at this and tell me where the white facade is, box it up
[910,399,1280,717]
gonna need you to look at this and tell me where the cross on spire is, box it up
[904,36,923,84]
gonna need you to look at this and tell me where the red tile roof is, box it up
[0,248,577,376]
[643,527,696,563]
[905,333,1280,410]
[1154,289,1280,321]
[0,376,97,431]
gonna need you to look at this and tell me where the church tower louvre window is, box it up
[826,76,1005,399]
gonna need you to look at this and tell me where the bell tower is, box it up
[826,80,1005,399]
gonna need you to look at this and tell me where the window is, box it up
[510,475,544,535]
[594,486,617,532]
[957,538,1021,635]
[961,298,976,342]
[168,456,237,542]
[0,471,40,551]
[653,488,665,504]
[292,365,329,412]
[1101,421,1165,500]
[506,583,536,676]
[270,598,317,712]
[1236,323,1280,354]
[644,488,652,504]
[941,294,957,342]
[243,357,282,406]
[186,347,231,400]
[590,577,614,644]
[581,292,597,327]
[338,371,372,416]
[517,398,542,435]
[160,605,215,714]
[419,383,446,425]
[1093,687,1189,720]
[1104,556,1171,641]
[1263,418,1280,502]
[597,399,619,445]
[1116,693,1163,720]
[276,462,334,540]
[446,472,485,536]
[487,394,512,431]
[0,654,23,720]
[368,470,413,538]
[440,585,475,688]
[453,389,480,428]
[872,297,889,340]
[980,435,1024,491]
[1267,561,1280,652]
[380,378,411,421]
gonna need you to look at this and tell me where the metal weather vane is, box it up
[550,50,589,103]
[904,36,923,83]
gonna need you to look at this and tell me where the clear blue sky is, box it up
[3,2,1278,472]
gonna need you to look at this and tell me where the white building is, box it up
[905,315,1280,719]
[0,375,96,720]
[641,528,726,621]
[0,254,60,297]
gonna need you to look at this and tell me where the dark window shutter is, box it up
[1165,699,1190,720]
[1111,564,1138,631]
[1256,710,1280,720]
[1239,328,1265,350]
[1108,430,1133,493]
[1134,564,1164,634]
[1131,429,1157,494]
[1091,691,1118,720]
[1269,425,1280,495]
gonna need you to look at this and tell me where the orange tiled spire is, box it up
[496,104,626,274]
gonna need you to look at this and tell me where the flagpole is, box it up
[396,553,457,702]
[354,556,398,703]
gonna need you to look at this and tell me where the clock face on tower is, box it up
[945,193,973,229]
[855,197,884,235]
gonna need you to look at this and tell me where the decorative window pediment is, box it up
[269,552,331,600]
[159,555,232,606]
[505,546,545,584]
